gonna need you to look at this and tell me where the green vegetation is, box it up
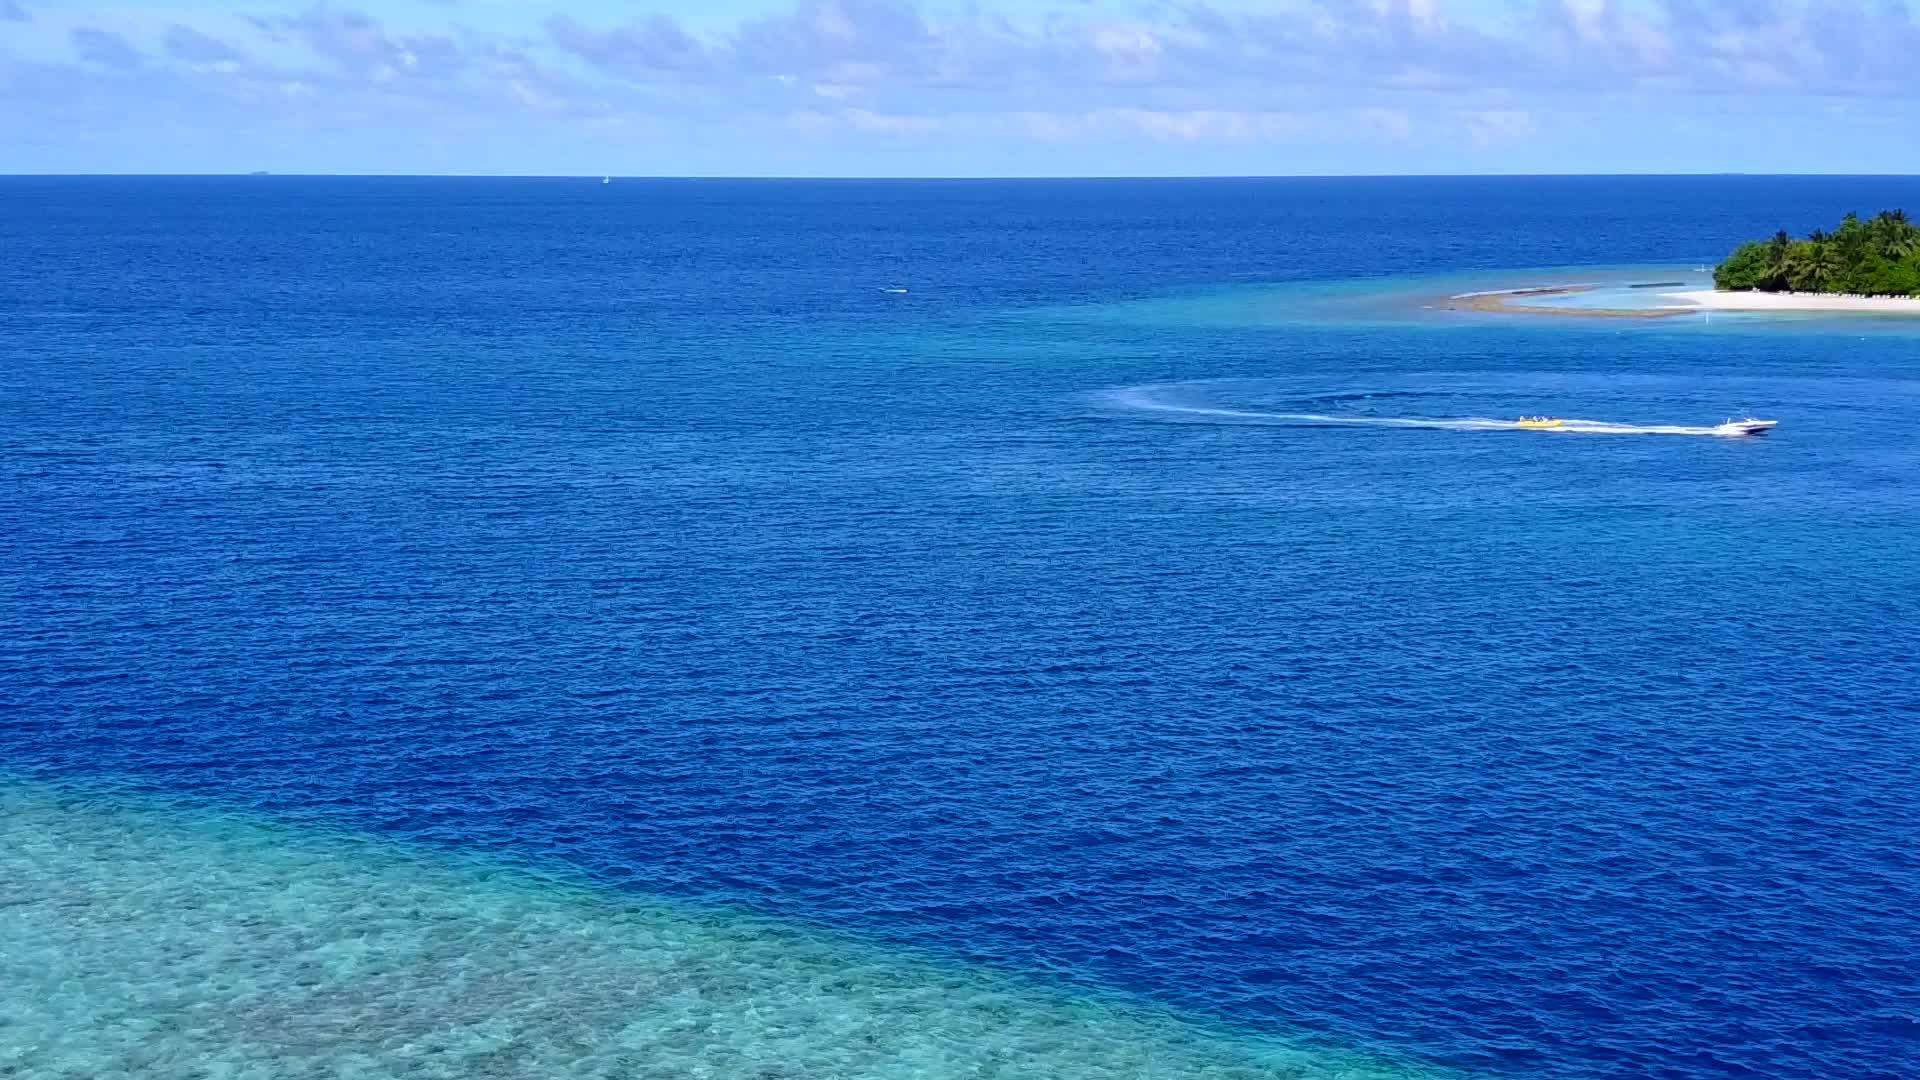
[1714,210,1920,297]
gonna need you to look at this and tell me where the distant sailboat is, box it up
[602,176,611,185]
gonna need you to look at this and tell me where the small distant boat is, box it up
[602,176,611,184]
[1516,416,1565,429]
[1714,416,1777,436]
[882,287,908,294]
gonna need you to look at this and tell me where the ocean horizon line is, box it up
[3,170,1917,181]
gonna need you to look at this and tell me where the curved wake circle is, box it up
[1107,385,1740,437]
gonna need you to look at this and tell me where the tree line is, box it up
[1714,210,1920,297]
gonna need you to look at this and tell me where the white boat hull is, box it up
[1714,419,1778,436]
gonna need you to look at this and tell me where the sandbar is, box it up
[1443,283,1920,319]
[1439,284,1693,319]
[1658,289,1920,314]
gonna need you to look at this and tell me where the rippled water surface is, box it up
[4,176,1919,1079]
[4,782,1432,1079]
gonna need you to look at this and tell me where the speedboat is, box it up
[1714,416,1778,436]
[1516,416,1565,429]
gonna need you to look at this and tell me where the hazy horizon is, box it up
[5,0,1918,176]
[4,172,1918,180]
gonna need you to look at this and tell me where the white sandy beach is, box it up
[1660,289,1920,314]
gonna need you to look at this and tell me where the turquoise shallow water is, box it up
[1059,264,1920,327]
[1,780,1439,1080]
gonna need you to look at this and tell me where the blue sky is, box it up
[3,0,1918,175]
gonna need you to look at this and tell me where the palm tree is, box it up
[1813,244,1848,290]
[1727,211,1917,294]
[1784,244,1820,291]
[1879,213,1918,260]
[1767,230,1793,287]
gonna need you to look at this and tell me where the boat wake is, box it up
[1106,385,1750,437]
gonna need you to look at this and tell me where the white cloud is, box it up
[7,0,1920,172]
[1097,108,1307,141]
[1466,108,1534,145]
[787,106,939,135]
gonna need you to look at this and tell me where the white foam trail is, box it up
[1107,386,1737,437]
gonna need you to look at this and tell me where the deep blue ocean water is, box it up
[4,176,1919,1079]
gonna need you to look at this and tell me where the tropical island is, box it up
[1440,210,1920,319]
[1714,210,1920,297]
